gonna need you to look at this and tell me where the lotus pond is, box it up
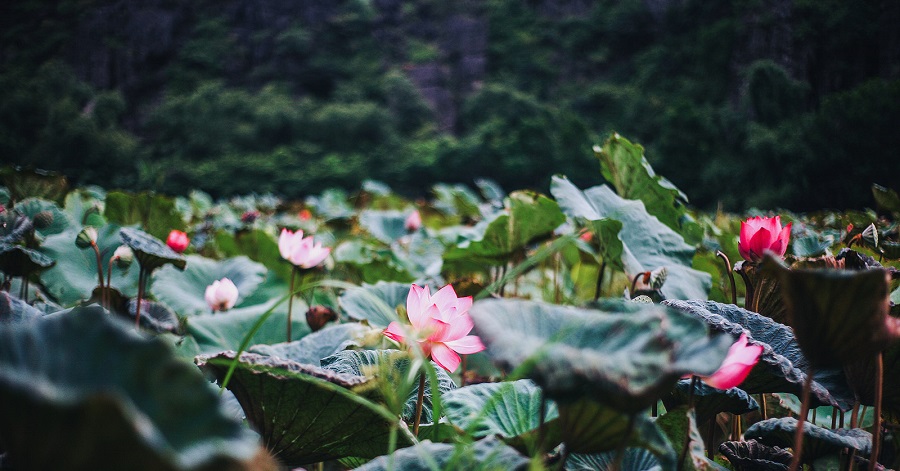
[1,135,899,471]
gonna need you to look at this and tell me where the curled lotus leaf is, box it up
[470,298,733,412]
[662,379,758,425]
[0,291,44,324]
[0,243,54,277]
[0,307,262,470]
[567,448,664,471]
[120,227,187,273]
[718,440,793,471]
[442,379,561,453]
[744,417,871,464]
[768,258,900,368]
[663,300,853,409]
[195,350,414,466]
[356,437,530,471]
[843,341,900,417]
[320,349,456,424]
[249,322,370,366]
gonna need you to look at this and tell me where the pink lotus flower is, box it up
[738,216,791,262]
[205,277,239,312]
[166,230,190,253]
[384,284,485,373]
[278,229,330,268]
[405,210,422,232]
[699,333,763,389]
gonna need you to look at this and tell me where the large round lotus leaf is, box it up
[718,440,792,471]
[0,291,43,323]
[557,398,675,463]
[249,322,371,365]
[339,281,409,327]
[334,239,416,284]
[844,342,900,416]
[320,349,456,424]
[770,260,900,368]
[744,417,871,464]
[196,351,414,465]
[656,406,728,471]
[663,300,853,410]
[359,210,409,244]
[444,190,565,261]
[120,227,187,273]
[550,175,710,300]
[39,224,141,306]
[15,197,74,236]
[63,187,107,228]
[443,379,562,453]
[0,243,54,277]
[152,255,266,317]
[391,230,445,279]
[213,229,292,282]
[470,298,733,412]
[0,307,262,471]
[355,436,530,471]
[126,299,183,334]
[662,379,758,425]
[567,448,664,471]
[183,299,311,356]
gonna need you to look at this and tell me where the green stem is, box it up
[91,242,104,290]
[871,352,883,467]
[760,394,767,420]
[678,376,700,471]
[736,265,755,311]
[629,272,644,298]
[413,371,426,436]
[106,258,114,310]
[286,266,297,342]
[716,251,737,305]
[595,260,607,301]
[134,267,145,330]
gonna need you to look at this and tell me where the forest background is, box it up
[1,0,898,211]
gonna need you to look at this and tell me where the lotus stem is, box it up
[553,253,561,303]
[860,406,867,425]
[538,390,547,456]
[460,355,467,387]
[652,401,658,418]
[851,401,860,428]
[595,260,607,301]
[629,271,644,299]
[135,267,146,330]
[812,408,817,424]
[557,445,570,471]
[91,242,104,290]
[788,368,814,471]
[736,265,755,311]
[832,407,838,429]
[413,371,426,436]
[678,376,700,471]
[106,258,114,310]
[872,352,883,467]
[286,266,297,342]
[19,276,28,301]
[611,415,634,471]
[707,417,716,459]
[716,251,737,305]
[760,394,767,420]
[498,264,508,297]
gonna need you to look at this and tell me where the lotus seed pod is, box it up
[33,210,54,229]
[861,223,879,247]
[76,226,99,248]
[113,245,134,268]
[305,305,338,332]
[649,266,668,290]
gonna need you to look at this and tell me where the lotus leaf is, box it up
[359,210,409,244]
[15,197,74,236]
[744,417,871,463]
[152,255,266,316]
[656,406,728,471]
[120,227,187,273]
[0,243,54,277]
[105,191,185,239]
[339,281,409,327]
[567,448,664,471]
[718,440,792,471]
[355,436,530,471]
[249,322,370,365]
[0,291,43,323]
[662,379,758,425]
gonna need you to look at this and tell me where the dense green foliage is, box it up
[1,0,897,210]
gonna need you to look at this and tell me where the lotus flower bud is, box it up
[166,230,190,253]
[112,245,134,269]
[205,277,239,312]
[240,210,260,224]
[33,210,54,229]
[404,210,422,232]
[305,305,338,332]
[76,226,99,248]
[299,209,312,221]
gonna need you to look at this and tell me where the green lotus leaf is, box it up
[443,379,562,453]
[0,307,261,470]
[567,448,664,471]
[475,178,506,204]
[391,230,445,279]
[15,197,74,236]
[339,281,409,327]
[183,299,311,356]
[307,188,354,221]
[872,184,900,216]
[359,209,409,244]
[432,183,482,219]
[551,176,710,300]
[63,187,107,227]
[249,323,370,365]
[355,436,530,471]
[656,406,728,471]
[470,298,733,412]
[104,191,185,239]
[582,218,625,270]
[0,291,44,323]
[334,239,415,283]
[0,212,34,245]
[444,190,565,261]
[126,299,183,335]
[0,167,68,204]
[662,379,758,425]
[844,341,900,418]
[791,234,833,258]
[744,417,871,464]
[769,259,900,368]
[152,255,266,317]
[0,243,54,277]
[38,224,140,306]
[663,300,853,409]
[736,261,788,325]
[120,227,187,273]
[594,134,701,244]
[718,440,792,471]
[320,349,456,424]
[196,351,414,466]
[557,397,676,464]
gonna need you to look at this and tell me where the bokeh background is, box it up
[1,0,898,211]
